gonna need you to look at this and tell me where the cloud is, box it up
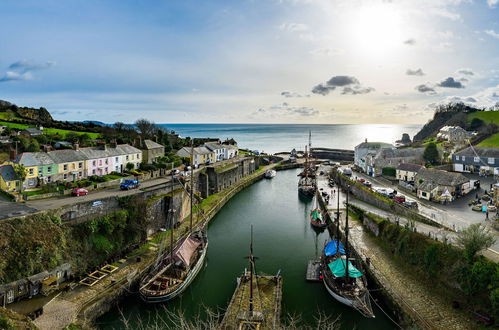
[406,68,425,76]
[487,0,499,8]
[251,104,320,118]
[485,29,499,39]
[415,84,437,95]
[311,75,374,96]
[437,77,464,88]
[9,60,55,72]
[457,68,474,76]
[0,71,33,82]
[279,23,308,32]
[465,97,477,102]
[281,91,310,98]
[0,59,55,83]
[392,104,409,114]
[309,47,343,57]
[403,38,416,45]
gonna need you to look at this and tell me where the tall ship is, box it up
[321,185,374,317]
[298,131,316,198]
[220,226,283,330]
[139,148,208,303]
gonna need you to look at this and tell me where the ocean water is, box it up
[160,124,422,154]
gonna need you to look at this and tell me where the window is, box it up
[462,156,465,162]
[126,155,129,161]
[488,158,494,164]
[79,162,83,169]
[63,174,67,180]
[474,157,480,163]
[137,153,140,159]
[105,159,108,165]
[455,156,460,161]
[47,166,52,173]
[93,160,96,166]
[115,157,119,162]
[7,290,13,303]
[422,192,427,197]
[29,168,34,175]
[18,284,25,293]
[47,176,52,183]
[79,172,82,177]
[92,169,96,174]
[56,271,62,278]
[64,164,68,171]
[115,166,119,171]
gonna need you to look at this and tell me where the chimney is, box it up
[110,139,117,148]
[365,138,367,143]
[9,148,17,160]
[74,142,80,150]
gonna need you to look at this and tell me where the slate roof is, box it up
[176,146,214,157]
[17,152,54,167]
[48,149,88,163]
[0,164,17,182]
[204,142,226,151]
[355,142,393,150]
[397,163,423,172]
[416,168,468,186]
[376,147,425,159]
[143,139,164,150]
[454,147,499,158]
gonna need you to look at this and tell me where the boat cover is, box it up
[324,240,345,256]
[311,209,323,222]
[328,258,363,278]
[175,237,202,266]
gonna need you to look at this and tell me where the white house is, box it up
[204,142,227,161]
[354,140,393,174]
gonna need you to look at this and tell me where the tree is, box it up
[13,164,27,192]
[113,122,126,133]
[135,118,157,138]
[456,224,496,262]
[423,142,439,165]
[26,140,40,152]
[126,162,135,171]
[469,118,484,130]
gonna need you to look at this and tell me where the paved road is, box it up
[0,195,37,220]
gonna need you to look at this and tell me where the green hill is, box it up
[467,111,499,125]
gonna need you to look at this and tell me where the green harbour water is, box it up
[97,168,396,329]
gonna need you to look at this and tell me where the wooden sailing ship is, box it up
[220,226,283,330]
[298,132,316,198]
[310,194,327,229]
[320,185,374,318]
[139,146,208,303]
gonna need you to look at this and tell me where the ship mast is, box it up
[190,141,194,233]
[249,225,255,313]
[170,171,174,262]
[345,184,350,283]
[336,181,340,253]
[308,130,312,159]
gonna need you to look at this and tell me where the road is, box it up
[0,195,37,220]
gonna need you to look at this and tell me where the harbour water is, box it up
[97,169,396,329]
[162,123,422,154]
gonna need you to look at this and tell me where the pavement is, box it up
[0,195,37,220]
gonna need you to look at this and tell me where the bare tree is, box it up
[135,118,157,138]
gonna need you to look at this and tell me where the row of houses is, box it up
[175,141,239,166]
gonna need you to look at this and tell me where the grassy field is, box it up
[467,111,499,124]
[0,111,21,121]
[478,132,499,147]
[0,121,100,139]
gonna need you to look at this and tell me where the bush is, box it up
[381,167,396,177]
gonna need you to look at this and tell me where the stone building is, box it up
[141,139,165,164]
[437,126,473,143]
[396,163,423,183]
[415,167,471,201]
[354,140,393,174]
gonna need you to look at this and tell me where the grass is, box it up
[0,111,21,121]
[468,111,499,125]
[478,132,499,147]
[0,121,101,139]
[0,152,9,162]
[422,137,443,146]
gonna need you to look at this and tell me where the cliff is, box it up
[0,99,53,122]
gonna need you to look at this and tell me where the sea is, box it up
[160,123,423,154]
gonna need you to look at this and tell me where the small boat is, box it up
[310,197,327,229]
[220,226,282,329]
[321,185,374,318]
[264,169,277,179]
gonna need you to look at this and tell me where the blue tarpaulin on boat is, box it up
[324,240,345,256]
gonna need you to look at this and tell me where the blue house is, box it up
[453,147,499,175]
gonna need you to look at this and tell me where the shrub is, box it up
[381,167,396,177]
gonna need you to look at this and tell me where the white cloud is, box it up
[484,29,499,39]
[279,23,309,32]
[487,0,499,8]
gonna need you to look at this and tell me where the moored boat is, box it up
[320,185,374,318]
[264,169,277,179]
[310,196,327,229]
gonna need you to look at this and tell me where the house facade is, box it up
[396,163,423,183]
[0,164,19,192]
[354,140,393,174]
[437,126,473,143]
[366,147,425,177]
[176,146,216,166]
[49,149,87,182]
[453,147,499,175]
[415,167,471,201]
[141,139,165,164]
[204,142,228,161]
[16,152,58,188]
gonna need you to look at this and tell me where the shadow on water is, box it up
[96,169,397,329]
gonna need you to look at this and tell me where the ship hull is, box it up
[140,240,208,303]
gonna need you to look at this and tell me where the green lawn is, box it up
[467,111,499,125]
[478,132,499,147]
[0,121,100,139]
[0,111,21,121]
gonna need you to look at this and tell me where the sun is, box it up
[348,3,404,58]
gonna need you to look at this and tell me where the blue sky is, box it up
[0,0,499,124]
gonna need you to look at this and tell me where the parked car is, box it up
[342,168,352,176]
[402,200,418,209]
[363,180,372,188]
[393,195,406,204]
[120,179,140,190]
[71,188,88,196]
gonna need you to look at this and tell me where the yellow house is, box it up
[49,150,86,182]
[0,164,20,192]
[175,146,216,166]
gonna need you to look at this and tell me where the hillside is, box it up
[0,99,53,122]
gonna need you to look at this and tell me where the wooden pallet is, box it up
[306,260,322,282]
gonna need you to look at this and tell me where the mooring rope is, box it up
[368,292,402,329]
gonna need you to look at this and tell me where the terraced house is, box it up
[12,144,142,189]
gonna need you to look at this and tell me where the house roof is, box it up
[397,163,423,172]
[176,147,191,157]
[17,152,54,167]
[355,141,393,150]
[175,146,214,157]
[419,180,438,192]
[416,168,468,186]
[376,147,425,159]
[454,147,499,158]
[0,164,17,182]
[48,149,88,163]
[204,142,226,151]
[143,139,164,150]
[194,146,213,155]
[23,127,42,135]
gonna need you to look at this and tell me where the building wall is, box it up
[396,169,417,182]
[55,161,86,182]
[86,157,115,176]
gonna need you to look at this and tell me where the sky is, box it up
[0,0,499,124]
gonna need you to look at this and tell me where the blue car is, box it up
[120,179,140,190]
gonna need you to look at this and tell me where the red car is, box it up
[71,188,89,196]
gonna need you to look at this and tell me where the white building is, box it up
[354,140,393,175]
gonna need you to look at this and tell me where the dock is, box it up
[306,260,322,282]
